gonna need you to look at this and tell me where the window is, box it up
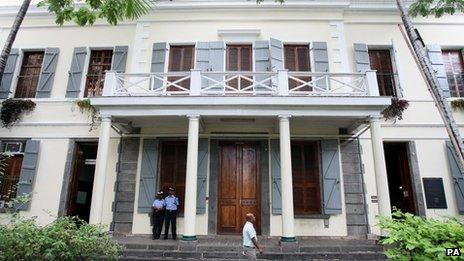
[0,141,25,204]
[442,50,464,97]
[84,50,113,97]
[15,51,44,98]
[291,141,321,215]
[284,45,311,91]
[159,141,187,213]
[226,45,252,89]
[368,49,397,97]
[167,45,195,91]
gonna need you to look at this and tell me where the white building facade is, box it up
[0,0,463,241]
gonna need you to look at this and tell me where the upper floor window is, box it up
[368,49,397,97]
[227,45,252,89]
[284,45,311,91]
[442,50,464,97]
[168,45,195,90]
[15,51,44,98]
[291,141,321,215]
[84,50,113,97]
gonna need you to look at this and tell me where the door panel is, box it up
[218,141,260,234]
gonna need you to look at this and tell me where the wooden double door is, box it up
[218,141,261,234]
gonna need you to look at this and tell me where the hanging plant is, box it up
[0,99,36,128]
[382,98,410,122]
[451,99,464,111]
[74,98,99,131]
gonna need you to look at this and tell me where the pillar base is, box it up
[181,235,197,241]
[279,239,299,252]
[179,238,198,251]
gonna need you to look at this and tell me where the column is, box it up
[370,116,391,217]
[89,115,112,224]
[279,115,296,242]
[182,115,200,241]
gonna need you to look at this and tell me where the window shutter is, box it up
[111,46,128,73]
[65,47,87,98]
[445,141,464,213]
[311,42,329,89]
[196,138,208,214]
[151,43,168,89]
[0,48,19,99]
[138,139,159,213]
[208,41,225,92]
[354,43,371,73]
[321,139,342,215]
[254,41,270,92]
[36,48,59,98]
[426,44,451,98]
[196,42,210,88]
[270,139,282,214]
[270,38,283,71]
[16,140,40,211]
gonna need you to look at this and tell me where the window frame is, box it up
[441,49,464,98]
[0,139,26,208]
[367,46,400,97]
[10,49,46,99]
[83,48,114,98]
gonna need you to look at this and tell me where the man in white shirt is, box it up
[242,213,263,260]
[152,191,166,239]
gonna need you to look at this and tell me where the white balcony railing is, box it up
[102,69,380,97]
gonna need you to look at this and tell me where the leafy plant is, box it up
[451,99,464,111]
[382,98,410,122]
[0,216,122,260]
[74,99,99,131]
[409,0,464,18]
[0,99,36,128]
[378,209,464,261]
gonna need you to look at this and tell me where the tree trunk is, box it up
[396,0,464,174]
[0,0,32,83]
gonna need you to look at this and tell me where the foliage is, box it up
[0,216,121,261]
[451,99,464,111]
[0,99,36,128]
[409,0,464,18]
[74,98,99,131]
[37,0,156,26]
[381,98,410,122]
[378,209,464,261]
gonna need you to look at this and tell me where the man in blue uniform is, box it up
[163,186,179,240]
[152,191,166,240]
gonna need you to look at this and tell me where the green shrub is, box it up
[378,210,464,260]
[0,216,121,261]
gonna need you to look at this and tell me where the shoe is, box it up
[163,237,168,240]
[172,237,177,240]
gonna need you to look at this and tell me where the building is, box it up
[0,0,463,242]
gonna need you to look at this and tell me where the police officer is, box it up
[152,191,166,240]
[163,186,179,240]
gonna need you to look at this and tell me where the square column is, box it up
[369,116,391,218]
[279,115,296,242]
[89,115,112,224]
[182,115,200,241]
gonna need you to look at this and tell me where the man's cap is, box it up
[156,191,164,195]
[168,186,175,191]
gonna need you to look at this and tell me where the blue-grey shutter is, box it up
[269,38,283,71]
[151,43,168,89]
[16,140,40,211]
[0,48,19,99]
[321,139,342,215]
[65,47,87,98]
[270,139,282,214]
[196,138,208,214]
[254,40,270,92]
[445,141,464,213]
[312,42,330,89]
[354,43,371,72]
[111,46,129,73]
[196,42,210,88]
[36,48,59,98]
[208,41,225,92]
[427,44,451,98]
[138,139,159,213]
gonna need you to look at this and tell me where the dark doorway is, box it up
[66,142,98,222]
[384,142,416,214]
[218,141,261,234]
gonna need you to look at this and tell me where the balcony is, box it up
[101,70,382,97]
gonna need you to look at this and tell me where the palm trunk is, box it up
[0,0,32,83]
[396,0,464,174]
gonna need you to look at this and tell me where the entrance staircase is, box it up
[115,236,387,260]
